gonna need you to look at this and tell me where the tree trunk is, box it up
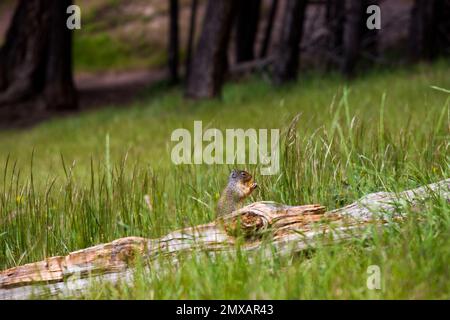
[0,0,77,111]
[185,0,236,99]
[259,0,278,58]
[409,0,450,61]
[235,0,261,63]
[271,0,308,84]
[0,0,50,105]
[435,0,450,58]
[325,0,345,67]
[341,0,365,77]
[361,0,379,59]
[168,0,179,84]
[185,0,198,80]
[44,0,77,111]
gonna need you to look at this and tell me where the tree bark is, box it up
[0,0,50,105]
[185,0,198,80]
[434,0,450,58]
[259,0,278,58]
[1,179,448,299]
[168,0,179,84]
[185,0,236,99]
[361,0,379,57]
[44,0,77,111]
[409,0,450,61]
[0,0,77,111]
[234,0,261,63]
[341,0,365,77]
[272,0,308,84]
[325,0,345,67]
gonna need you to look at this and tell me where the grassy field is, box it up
[0,61,449,299]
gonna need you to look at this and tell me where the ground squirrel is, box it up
[216,170,258,217]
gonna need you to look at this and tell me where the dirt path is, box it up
[76,68,167,110]
[0,68,168,130]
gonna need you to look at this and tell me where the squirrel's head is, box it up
[229,169,258,198]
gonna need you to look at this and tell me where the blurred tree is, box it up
[362,0,380,58]
[168,0,179,84]
[409,0,450,61]
[341,0,364,77]
[0,0,77,111]
[185,0,198,80]
[185,0,236,99]
[259,0,278,59]
[272,0,308,84]
[325,0,345,68]
[45,0,77,111]
[341,0,378,77]
[235,0,261,63]
[327,0,379,74]
[436,0,450,57]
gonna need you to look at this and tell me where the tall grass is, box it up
[0,61,449,299]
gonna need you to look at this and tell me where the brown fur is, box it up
[216,170,257,217]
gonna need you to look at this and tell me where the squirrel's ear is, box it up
[230,170,238,179]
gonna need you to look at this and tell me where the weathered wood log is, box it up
[0,179,448,299]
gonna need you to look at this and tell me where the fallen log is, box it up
[1,179,449,299]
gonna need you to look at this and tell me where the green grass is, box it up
[0,61,449,299]
[73,32,167,71]
[71,0,169,71]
